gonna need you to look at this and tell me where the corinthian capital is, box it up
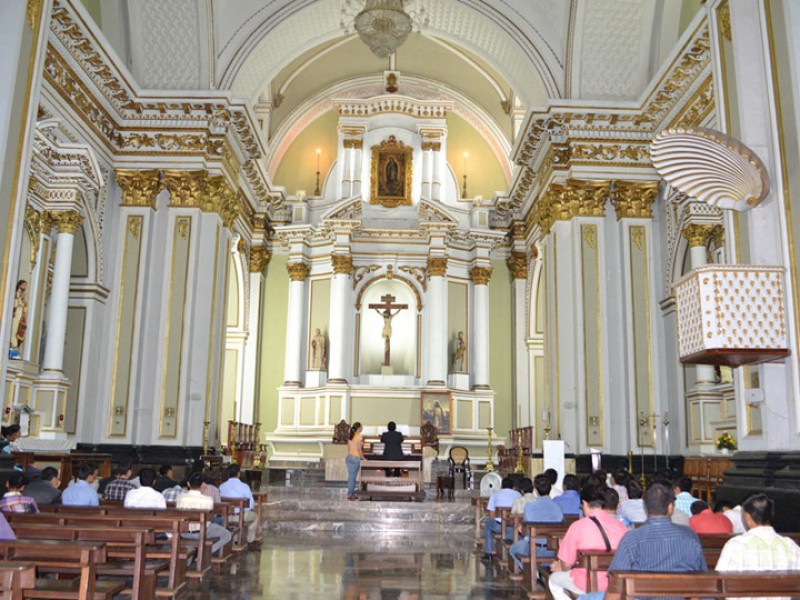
[682,223,716,248]
[286,262,310,281]
[427,256,448,277]
[507,252,528,279]
[250,247,271,273]
[47,210,83,234]
[470,266,493,285]
[332,254,353,275]
[116,169,161,209]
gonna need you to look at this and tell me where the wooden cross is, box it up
[368,294,408,367]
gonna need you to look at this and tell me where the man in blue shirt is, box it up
[554,474,581,516]
[672,476,699,516]
[61,462,100,507]
[580,481,707,600]
[219,464,258,546]
[509,474,564,569]
[482,476,521,561]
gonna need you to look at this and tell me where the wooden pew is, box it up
[219,497,250,552]
[518,522,575,599]
[11,511,196,597]
[9,522,161,600]
[471,497,489,549]
[0,539,123,600]
[606,570,800,599]
[0,561,36,600]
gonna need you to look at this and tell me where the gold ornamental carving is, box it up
[23,207,41,265]
[162,170,205,207]
[27,0,42,30]
[332,254,353,275]
[682,223,716,248]
[612,181,660,220]
[427,257,448,277]
[161,170,239,228]
[717,2,732,42]
[343,139,363,150]
[399,266,428,291]
[249,247,271,273]
[128,216,142,240]
[48,210,83,234]
[507,252,528,279]
[710,224,726,250]
[470,266,493,285]
[421,141,441,152]
[286,262,310,282]
[370,135,413,208]
[534,179,610,235]
[116,169,161,209]
[204,176,240,229]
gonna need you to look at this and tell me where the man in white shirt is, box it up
[219,464,258,546]
[124,468,167,509]
[716,493,800,600]
[177,472,231,555]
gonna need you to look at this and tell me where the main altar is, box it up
[263,95,510,463]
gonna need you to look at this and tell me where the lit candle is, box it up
[463,151,469,173]
[316,148,321,171]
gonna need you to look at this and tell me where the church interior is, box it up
[1,0,800,598]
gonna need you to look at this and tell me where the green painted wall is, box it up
[489,259,513,437]
[446,113,508,201]
[273,111,339,196]
[258,254,289,431]
[679,0,703,35]
[78,0,102,27]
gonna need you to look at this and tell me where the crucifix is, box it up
[368,294,408,367]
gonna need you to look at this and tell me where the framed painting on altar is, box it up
[370,135,413,208]
[421,390,452,435]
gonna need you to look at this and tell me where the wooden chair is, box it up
[448,446,471,490]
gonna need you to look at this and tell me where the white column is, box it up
[42,210,82,374]
[683,224,717,385]
[509,253,529,426]
[426,257,448,385]
[471,265,493,389]
[241,249,268,422]
[341,146,352,199]
[421,146,432,201]
[352,145,363,197]
[283,261,309,386]
[431,148,442,202]
[328,255,352,382]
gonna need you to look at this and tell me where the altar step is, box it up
[263,485,476,535]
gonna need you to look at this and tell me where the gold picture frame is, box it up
[370,135,413,208]
[421,390,452,435]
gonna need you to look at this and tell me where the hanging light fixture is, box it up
[354,0,413,59]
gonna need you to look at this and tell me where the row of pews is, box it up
[474,499,800,599]
[0,493,267,600]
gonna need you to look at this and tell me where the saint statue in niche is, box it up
[452,331,466,372]
[310,328,327,370]
[8,280,28,360]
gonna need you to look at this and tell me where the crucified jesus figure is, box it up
[368,294,408,367]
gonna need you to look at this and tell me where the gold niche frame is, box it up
[370,135,413,208]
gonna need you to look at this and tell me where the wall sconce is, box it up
[314,148,322,196]
[462,151,469,198]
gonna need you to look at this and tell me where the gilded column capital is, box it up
[710,224,725,249]
[682,223,716,247]
[286,262,310,282]
[343,139,363,150]
[115,169,161,209]
[470,266,493,285]
[535,179,610,235]
[507,252,528,279]
[331,254,353,275]
[427,256,448,277]
[421,141,441,152]
[204,176,240,229]
[249,247,271,273]
[162,169,206,207]
[611,181,659,220]
[48,210,83,234]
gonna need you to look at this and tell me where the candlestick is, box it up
[485,427,495,472]
[515,428,525,473]
[314,148,321,196]
[461,151,469,198]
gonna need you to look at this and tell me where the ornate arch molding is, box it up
[266,75,514,185]
[221,0,560,103]
[355,272,423,313]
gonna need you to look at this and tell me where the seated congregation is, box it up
[0,459,265,599]
[480,468,800,599]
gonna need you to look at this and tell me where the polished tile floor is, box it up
[181,532,528,599]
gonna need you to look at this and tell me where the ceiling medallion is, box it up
[354,0,413,59]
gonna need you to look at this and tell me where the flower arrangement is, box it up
[716,432,737,451]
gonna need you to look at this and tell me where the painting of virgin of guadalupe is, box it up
[370,135,413,208]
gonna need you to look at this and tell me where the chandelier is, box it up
[354,0,413,59]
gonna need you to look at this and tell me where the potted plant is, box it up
[715,432,737,454]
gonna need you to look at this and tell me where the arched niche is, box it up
[357,277,419,377]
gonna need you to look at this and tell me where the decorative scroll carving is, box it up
[286,262,310,281]
[249,247,270,273]
[23,207,41,265]
[507,252,528,279]
[116,169,161,209]
[612,181,660,220]
[427,257,448,277]
[352,264,381,289]
[470,266,493,285]
[399,266,428,291]
[48,210,83,234]
[332,254,353,275]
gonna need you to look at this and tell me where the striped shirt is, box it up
[609,516,707,572]
[716,526,800,600]
[0,492,38,514]
[103,478,136,501]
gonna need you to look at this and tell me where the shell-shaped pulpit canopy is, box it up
[650,127,770,211]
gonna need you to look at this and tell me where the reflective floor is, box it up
[181,532,528,600]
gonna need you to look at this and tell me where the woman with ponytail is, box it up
[346,422,364,500]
